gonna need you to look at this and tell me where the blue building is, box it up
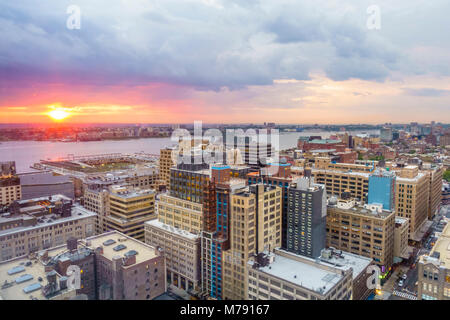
[368,171,396,211]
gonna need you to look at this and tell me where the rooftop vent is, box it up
[15,274,33,284]
[125,250,138,257]
[7,266,25,275]
[113,244,127,252]
[59,276,68,290]
[103,239,116,246]
[23,283,42,294]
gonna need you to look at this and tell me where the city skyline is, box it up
[1,1,450,124]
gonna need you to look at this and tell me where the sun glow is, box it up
[47,108,71,121]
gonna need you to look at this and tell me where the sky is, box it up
[1,0,450,124]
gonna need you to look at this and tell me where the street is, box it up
[382,204,449,300]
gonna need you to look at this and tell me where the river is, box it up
[0,130,379,173]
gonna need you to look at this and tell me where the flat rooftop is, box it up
[249,249,351,295]
[86,231,159,266]
[0,256,72,300]
[109,187,155,199]
[234,184,278,197]
[425,220,450,268]
[395,171,425,183]
[84,167,158,184]
[309,149,336,153]
[319,250,373,280]
[145,219,199,240]
[0,204,96,238]
[15,194,71,205]
[328,201,394,220]
[311,167,370,178]
[19,172,72,186]
[395,217,409,225]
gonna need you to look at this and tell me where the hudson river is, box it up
[0,130,379,173]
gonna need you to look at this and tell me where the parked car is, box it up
[402,274,407,280]
[398,280,404,287]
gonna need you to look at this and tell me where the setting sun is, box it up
[47,109,71,121]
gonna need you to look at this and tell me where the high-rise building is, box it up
[145,220,201,294]
[418,221,450,300]
[326,198,395,268]
[286,177,327,258]
[394,217,411,262]
[247,161,298,249]
[439,133,450,147]
[422,163,444,219]
[247,248,353,300]
[200,166,242,300]
[169,165,210,204]
[105,185,156,242]
[159,147,177,187]
[83,185,110,234]
[158,193,205,234]
[311,165,370,203]
[0,161,21,207]
[0,195,96,262]
[394,165,429,238]
[19,172,74,200]
[231,136,274,168]
[380,127,393,142]
[0,231,166,300]
[150,162,233,298]
[82,167,159,232]
[368,169,396,211]
[221,184,282,300]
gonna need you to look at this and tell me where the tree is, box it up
[444,169,450,182]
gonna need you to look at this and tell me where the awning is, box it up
[393,257,403,264]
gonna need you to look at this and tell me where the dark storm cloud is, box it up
[0,0,449,91]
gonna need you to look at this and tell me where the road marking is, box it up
[392,290,417,300]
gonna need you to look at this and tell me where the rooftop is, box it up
[109,186,155,199]
[84,167,158,186]
[0,199,96,238]
[18,172,72,186]
[328,199,394,219]
[234,183,278,197]
[318,249,373,280]
[86,231,159,265]
[395,171,426,183]
[145,219,199,240]
[395,217,409,226]
[311,167,371,178]
[309,149,336,153]
[422,219,450,268]
[249,249,351,295]
[308,139,341,144]
[0,256,74,300]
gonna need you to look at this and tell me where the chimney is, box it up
[123,255,136,266]
[46,270,57,285]
[67,237,78,252]
[59,276,68,290]
[95,246,104,255]
[304,168,312,179]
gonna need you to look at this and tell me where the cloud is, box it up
[1,0,450,124]
[1,0,434,91]
[402,88,450,97]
